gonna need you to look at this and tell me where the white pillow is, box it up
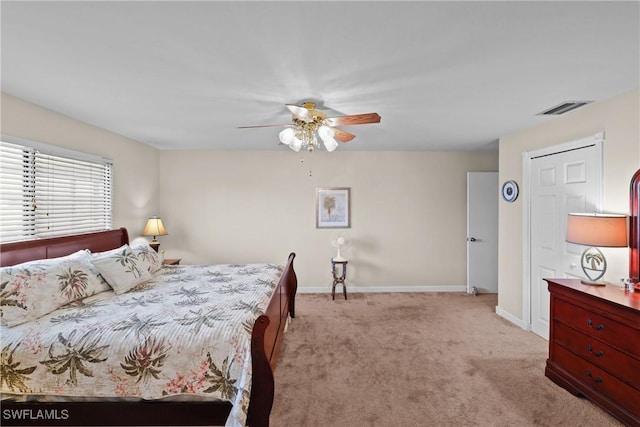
[130,243,162,273]
[0,250,107,327]
[90,245,153,294]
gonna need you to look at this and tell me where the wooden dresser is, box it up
[545,279,640,425]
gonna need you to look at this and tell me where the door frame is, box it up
[521,132,604,330]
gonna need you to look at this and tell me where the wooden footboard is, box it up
[247,253,297,427]
[0,230,297,427]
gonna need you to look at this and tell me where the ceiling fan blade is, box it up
[286,104,311,120]
[285,103,327,121]
[325,113,381,127]
[237,124,289,129]
[333,128,356,143]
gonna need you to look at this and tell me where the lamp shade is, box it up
[279,128,303,152]
[566,213,627,247]
[318,125,339,152]
[279,128,295,145]
[142,216,168,237]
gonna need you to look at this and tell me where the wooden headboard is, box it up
[0,228,129,267]
[631,169,640,282]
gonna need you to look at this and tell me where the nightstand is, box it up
[163,258,181,266]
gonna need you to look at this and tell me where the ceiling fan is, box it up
[238,102,381,152]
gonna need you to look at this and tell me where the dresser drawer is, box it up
[554,298,640,355]
[554,321,640,386]
[554,345,640,418]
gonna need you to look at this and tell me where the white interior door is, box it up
[467,172,498,294]
[529,145,600,339]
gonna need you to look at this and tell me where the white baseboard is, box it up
[495,305,531,330]
[297,285,467,294]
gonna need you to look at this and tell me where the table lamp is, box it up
[566,213,628,285]
[142,216,168,252]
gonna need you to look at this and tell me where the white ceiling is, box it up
[2,1,639,151]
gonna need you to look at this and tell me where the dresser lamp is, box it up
[142,216,168,252]
[566,213,628,285]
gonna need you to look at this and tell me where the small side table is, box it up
[331,259,348,300]
[163,258,181,266]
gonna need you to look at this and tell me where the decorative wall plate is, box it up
[502,180,519,202]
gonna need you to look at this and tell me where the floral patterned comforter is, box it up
[0,263,283,427]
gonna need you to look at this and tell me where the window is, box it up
[0,137,112,243]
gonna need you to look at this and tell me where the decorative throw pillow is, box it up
[130,243,162,273]
[0,250,107,327]
[90,245,153,294]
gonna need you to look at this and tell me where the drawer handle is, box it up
[586,319,604,331]
[586,344,604,357]
[585,370,603,383]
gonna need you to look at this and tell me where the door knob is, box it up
[467,237,477,242]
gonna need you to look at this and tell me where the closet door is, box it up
[529,144,600,339]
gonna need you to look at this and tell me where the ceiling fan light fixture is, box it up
[323,138,339,152]
[305,131,318,151]
[242,102,380,152]
[318,125,338,152]
[279,128,303,152]
[279,127,295,144]
[318,125,334,138]
[289,138,303,152]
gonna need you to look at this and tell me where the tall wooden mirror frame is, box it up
[631,168,640,282]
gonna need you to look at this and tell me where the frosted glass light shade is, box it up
[289,137,303,152]
[279,128,303,152]
[279,128,295,144]
[318,125,338,152]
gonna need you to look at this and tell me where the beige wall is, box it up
[1,93,160,236]
[2,92,499,291]
[498,89,640,322]
[158,150,498,290]
[5,89,637,301]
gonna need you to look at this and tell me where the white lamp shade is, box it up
[566,213,627,247]
[289,137,303,152]
[318,125,338,152]
[142,217,168,237]
[279,128,295,145]
[279,128,303,152]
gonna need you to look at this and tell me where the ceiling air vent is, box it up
[537,101,592,116]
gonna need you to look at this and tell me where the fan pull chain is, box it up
[300,156,312,177]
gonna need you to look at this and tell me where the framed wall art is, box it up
[316,187,350,228]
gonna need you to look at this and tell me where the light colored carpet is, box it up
[270,292,622,427]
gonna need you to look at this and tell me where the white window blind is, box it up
[0,138,112,243]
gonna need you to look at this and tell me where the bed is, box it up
[0,228,297,427]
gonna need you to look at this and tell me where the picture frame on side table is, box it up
[316,187,350,228]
